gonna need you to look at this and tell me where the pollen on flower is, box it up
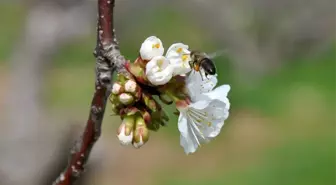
[152,43,160,49]
[177,47,183,53]
[157,59,163,67]
[182,55,189,62]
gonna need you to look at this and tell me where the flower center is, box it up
[182,55,189,62]
[152,43,161,49]
[157,59,164,71]
[157,59,163,67]
[177,47,183,53]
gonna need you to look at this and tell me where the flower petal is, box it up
[203,84,231,109]
[166,43,190,58]
[188,99,229,139]
[146,65,173,85]
[178,112,208,154]
[145,56,170,75]
[140,36,164,60]
[186,70,218,101]
[178,113,188,136]
[170,57,192,76]
[187,69,217,91]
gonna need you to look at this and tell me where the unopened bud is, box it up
[141,111,151,125]
[125,62,148,85]
[124,80,137,93]
[132,116,149,148]
[119,93,134,105]
[112,83,123,95]
[134,88,142,101]
[117,116,135,146]
[142,93,157,111]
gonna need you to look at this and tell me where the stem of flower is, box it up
[165,89,180,102]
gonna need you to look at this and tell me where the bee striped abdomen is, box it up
[200,58,216,75]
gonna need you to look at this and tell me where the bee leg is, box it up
[199,71,204,81]
[205,73,210,80]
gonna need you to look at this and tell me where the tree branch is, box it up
[53,0,130,184]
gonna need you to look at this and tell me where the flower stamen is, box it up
[152,43,161,49]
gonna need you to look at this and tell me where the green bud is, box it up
[132,116,149,148]
[117,115,135,145]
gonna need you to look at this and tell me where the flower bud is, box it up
[132,116,149,148]
[125,62,148,85]
[134,86,142,101]
[112,83,123,95]
[142,92,157,111]
[124,80,137,93]
[119,93,134,105]
[141,110,151,125]
[117,116,135,146]
[139,36,164,61]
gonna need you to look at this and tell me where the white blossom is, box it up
[139,36,164,60]
[177,71,230,154]
[145,56,174,85]
[166,43,192,76]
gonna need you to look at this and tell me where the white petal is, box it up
[117,124,133,146]
[178,113,188,136]
[178,111,206,154]
[180,134,198,154]
[203,85,231,109]
[166,43,190,58]
[186,69,218,101]
[186,76,217,102]
[124,80,137,93]
[145,56,170,75]
[146,65,173,85]
[188,99,228,138]
[170,57,192,76]
[139,36,164,60]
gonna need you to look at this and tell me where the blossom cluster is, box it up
[109,36,231,154]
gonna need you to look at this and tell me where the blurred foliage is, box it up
[160,140,335,185]
[0,3,26,61]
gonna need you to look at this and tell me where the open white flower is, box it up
[140,36,164,60]
[145,56,174,85]
[166,43,192,76]
[177,72,230,154]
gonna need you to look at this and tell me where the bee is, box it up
[189,51,217,80]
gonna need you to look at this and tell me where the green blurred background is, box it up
[0,1,335,185]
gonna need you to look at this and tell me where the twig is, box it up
[53,0,130,184]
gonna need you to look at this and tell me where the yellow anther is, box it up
[157,60,163,66]
[152,43,161,49]
[182,55,189,61]
[177,48,183,53]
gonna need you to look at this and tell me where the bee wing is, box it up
[207,49,227,60]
